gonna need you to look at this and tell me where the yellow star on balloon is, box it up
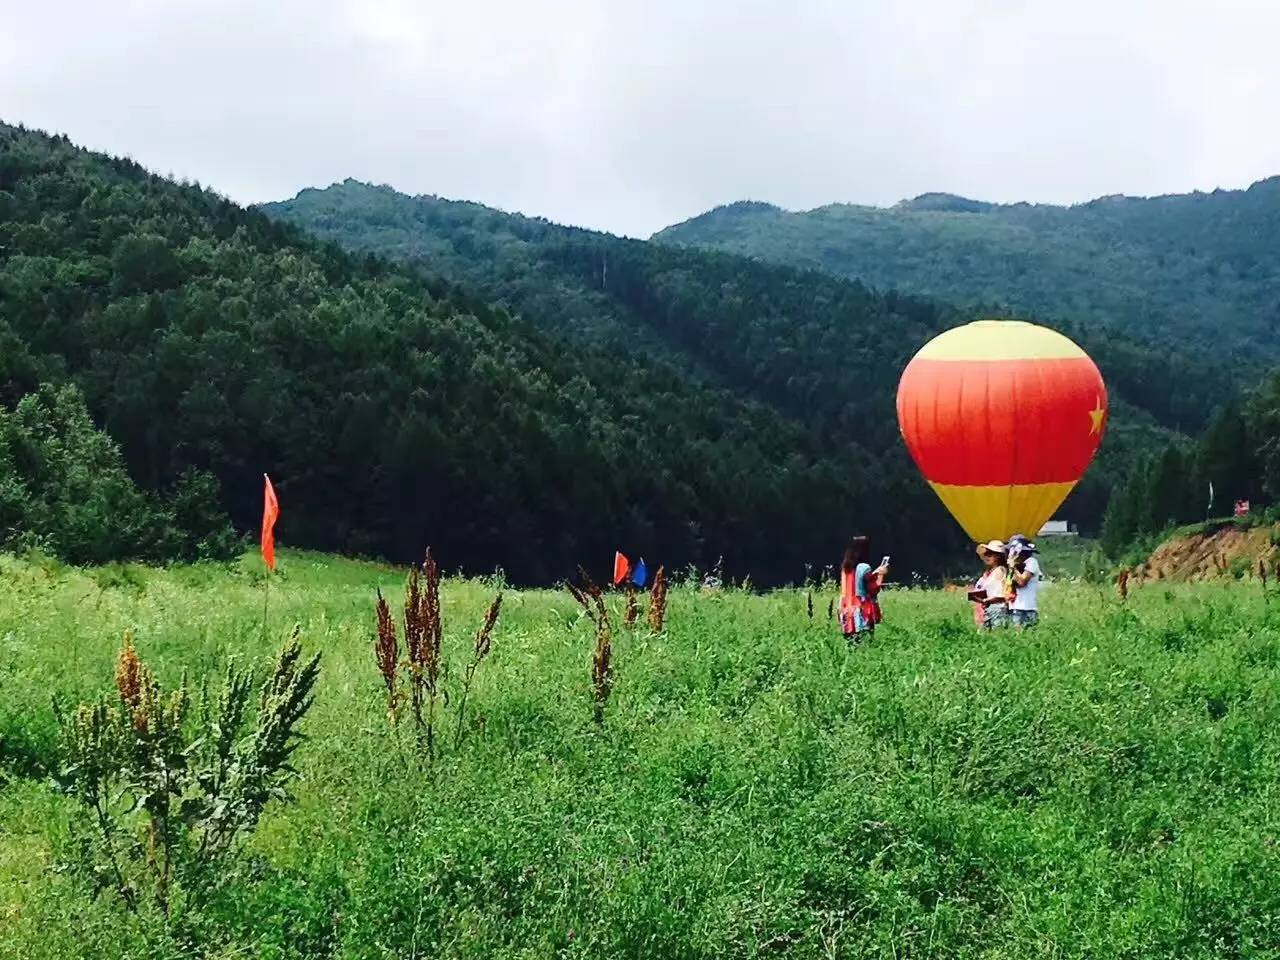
[1088,397,1106,435]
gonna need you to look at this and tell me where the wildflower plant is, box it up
[53,630,320,916]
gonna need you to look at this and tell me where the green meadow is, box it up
[1,551,1278,958]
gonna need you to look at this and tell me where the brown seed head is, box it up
[646,566,668,632]
[115,633,143,711]
[591,617,613,722]
[422,548,442,690]
[475,592,502,661]
[404,566,424,669]
[624,587,639,628]
[577,565,602,600]
[567,582,590,611]
[374,588,399,697]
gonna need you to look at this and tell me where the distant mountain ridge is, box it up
[263,179,1241,538]
[893,194,995,214]
[655,177,1280,359]
[689,177,1280,219]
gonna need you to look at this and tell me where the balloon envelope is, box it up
[896,320,1107,542]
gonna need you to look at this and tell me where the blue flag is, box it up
[632,558,648,588]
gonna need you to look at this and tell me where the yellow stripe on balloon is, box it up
[914,320,1087,362]
[928,480,1078,543]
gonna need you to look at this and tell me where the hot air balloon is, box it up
[896,319,1107,543]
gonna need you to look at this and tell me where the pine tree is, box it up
[1101,477,1139,557]
[1147,444,1188,530]
[1198,402,1258,510]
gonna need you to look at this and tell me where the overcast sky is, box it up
[4,0,1279,237]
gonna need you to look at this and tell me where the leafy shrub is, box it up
[0,383,237,564]
[1082,548,1112,584]
[90,562,148,597]
[53,632,320,916]
[0,383,161,564]
[164,467,241,561]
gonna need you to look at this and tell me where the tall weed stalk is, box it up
[647,565,668,632]
[372,548,502,759]
[570,567,614,724]
[454,592,502,747]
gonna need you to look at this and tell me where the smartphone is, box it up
[881,555,891,567]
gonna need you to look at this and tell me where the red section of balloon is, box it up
[897,356,1107,487]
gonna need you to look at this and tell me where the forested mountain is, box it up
[264,180,1238,532]
[0,122,972,583]
[2,122,1250,581]
[654,181,1280,360]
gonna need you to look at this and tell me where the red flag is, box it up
[613,551,630,586]
[261,474,279,572]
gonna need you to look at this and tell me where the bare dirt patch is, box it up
[1134,523,1277,582]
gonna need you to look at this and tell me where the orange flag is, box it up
[261,474,279,572]
[613,551,630,586]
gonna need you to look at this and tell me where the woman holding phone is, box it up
[839,536,889,643]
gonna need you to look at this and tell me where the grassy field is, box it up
[1,550,1279,959]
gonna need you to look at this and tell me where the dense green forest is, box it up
[263,180,1238,529]
[1,124,1261,579]
[1101,379,1280,556]
[655,182,1280,362]
[0,123,970,583]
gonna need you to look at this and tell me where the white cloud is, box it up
[2,0,1278,236]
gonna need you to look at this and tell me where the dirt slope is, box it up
[1134,522,1276,582]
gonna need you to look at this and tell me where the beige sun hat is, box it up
[976,539,1007,557]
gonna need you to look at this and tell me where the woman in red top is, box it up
[839,536,889,643]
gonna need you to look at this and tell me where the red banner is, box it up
[262,474,279,571]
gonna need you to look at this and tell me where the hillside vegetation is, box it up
[655,180,1280,361]
[3,122,1264,577]
[264,181,1236,531]
[0,382,236,563]
[2,123,953,582]
[2,552,1278,958]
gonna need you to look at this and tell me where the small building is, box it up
[1038,520,1078,537]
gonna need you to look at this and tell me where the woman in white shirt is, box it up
[1007,536,1041,628]
[973,540,1009,629]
